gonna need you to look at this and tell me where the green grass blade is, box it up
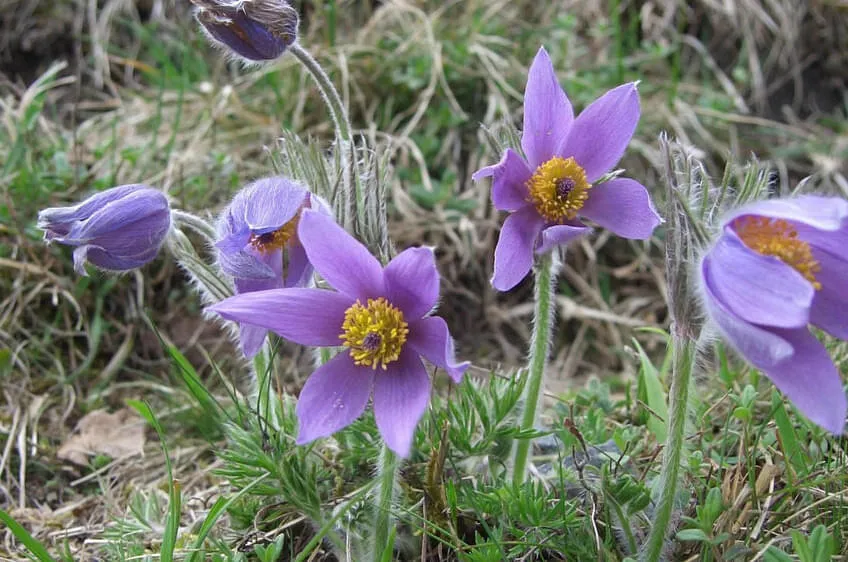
[0,508,57,562]
[127,400,180,562]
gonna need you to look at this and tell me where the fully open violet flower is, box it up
[38,184,170,275]
[191,0,299,62]
[210,210,469,456]
[473,47,661,291]
[700,195,848,433]
[216,176,326,358]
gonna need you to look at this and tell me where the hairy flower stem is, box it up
[641,333,694,562]
[252,346,273,425]
[289,43,362,234]
[372,443,398,561]
[512,253,556,485]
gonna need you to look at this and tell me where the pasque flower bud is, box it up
[191,0,299,62]
[38,184,171,275]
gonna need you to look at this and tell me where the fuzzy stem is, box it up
[372,442,398,561]
[641,333,694,561]
[289,42,362,233]
[252,346,272,425]
[170,209,218,242]
[512,253,556,485]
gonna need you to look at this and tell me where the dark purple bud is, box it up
[191,0,299,62]
[38,185,171,275]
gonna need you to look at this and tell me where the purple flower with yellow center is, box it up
[700,195,848,433]
[38,184,170,275]
[216,177,325,358]
[472,47,661,291]
[191,0,299,62]
[209,210,469,456]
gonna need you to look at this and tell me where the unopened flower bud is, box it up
[38,184,171,275]
[191,0,299,62]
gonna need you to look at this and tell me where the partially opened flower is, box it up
[700,195,848,433]
[38,184,170,275]
[473,47,661,291]
[191,0,299,62]
[210,210,469,456]
[216,176,324,358]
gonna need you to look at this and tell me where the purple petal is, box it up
[810,248,848,340]
[197,7,295,61]
[239,324,267,358]
[723,195,848,232]
[407,316,469,383]
[372,348,431,457]
[283,239,313,288]
[298,210,385,300]
[384,247,439,320]
[579,178,661,239]
[240,177,308,233]
[764,327,847,434]
[700,257,795,367]
[703,231,813,328]
[38,184,149,235]
[521,47,574,169]
[536,223,592,255]
[296,352,374,445]
[61,189,170,244]
[208,288,353,346]
[491,207,544,292]
[560,83,640,182]
[472,149,533,212]
[232,258,284,356]
[218,248,276,280]
[73,244,162,275]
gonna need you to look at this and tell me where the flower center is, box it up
[249,213,300,253]
[340,298,409,370]
[526,156,591,222]
[733,216,821,289]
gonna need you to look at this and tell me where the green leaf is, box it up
[676,528,710,542]
[0,509,57,562]
[633,338,668,441]
[126,400,180,562]
[772,391,809,479]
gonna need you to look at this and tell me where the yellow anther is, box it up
[249,212,300,253]
[526,156,592,222]
[340,298,409,370]
[733,216,821,289]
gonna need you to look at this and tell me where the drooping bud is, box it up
[191,0,299,62]
[38,184,171,275]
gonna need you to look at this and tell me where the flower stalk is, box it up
[641,333,694,562]
[512,252,556,485]
[372,443,398,561]
[289,42,362,234]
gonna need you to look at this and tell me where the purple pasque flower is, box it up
[191,0,299,62]
[210,209,469,456]
[216,176,325,358]
[700,195,848,433]
[472,47,661,291]
[38,184,170,275]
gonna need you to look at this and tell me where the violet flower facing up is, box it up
[700,195,848,433]
[209,210,469,456]
[38,184,170,275]
[473,47,661,291]
[216,177,322,358]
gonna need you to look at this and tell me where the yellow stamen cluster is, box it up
[249,213,300,253]
[340,297,409,370]
[526,156,592,222]
[733,216,821,289]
